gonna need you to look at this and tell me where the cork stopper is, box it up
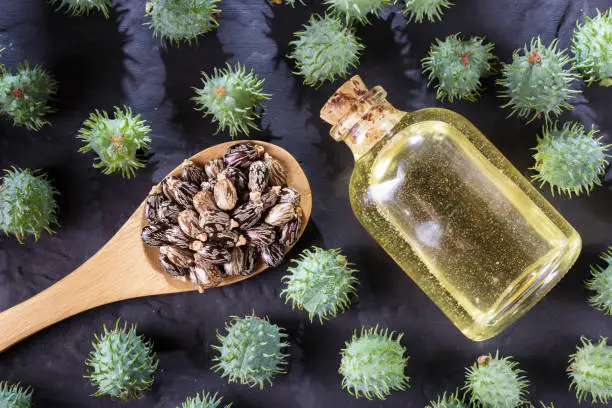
[320,75,369,128]
[319,75,403,159]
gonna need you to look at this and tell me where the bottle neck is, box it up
[320,76,405,160]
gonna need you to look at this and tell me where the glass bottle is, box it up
[320,76,581,341]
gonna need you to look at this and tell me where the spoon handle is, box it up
[0,204,189,352]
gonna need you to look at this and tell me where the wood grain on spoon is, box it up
[0,140,312,353]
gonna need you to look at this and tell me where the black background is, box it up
[0,1,610,407]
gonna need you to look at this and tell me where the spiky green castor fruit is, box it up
[571,8,612,86]
[0,382,32,408]
[193,63,270,138]
[568,337,612,404]
[145,0,220,45]
[498,37,580,123]
[586,247,612,315]
[422,34,495,102]
[49,0,113,17]
[212,314,289,389]
[339,326,410,400]
[0,168,59,243]
[426,389,467,408]
[402,0,453,23]
[464,352,528,408]
[178,391,232,408]
[289,14,364,88]
[531,122,610,197]
[77,106,152,178]
[281,247,358,323]
[0,62,57,131]
[324,0,393,25]
[85,320,158,400]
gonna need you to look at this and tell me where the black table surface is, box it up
[0,1,610,407]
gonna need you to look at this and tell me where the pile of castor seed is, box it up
[141,142,303,292]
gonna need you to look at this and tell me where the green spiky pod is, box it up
[426,389,468,408]
[571,8,612,87]
[178,391,232,408]
[145,0,220,45]
[568,337,612,404]
[0,62,57,131]
[339,326,410,400]
[85,320,158,400]
[212,314,289,389]
[49,0,113,17]
[464,352,529,408]
[498,37,580,123]
[422,34,495,102]
[192,63,271,138]
[531,122,610,197]
[289,14,364,88]
[0,168,59,243]
[324,0,393,25]
[77,106,152,178]
[402,0,453,23]
[281,247,359,323]
[586,247,612,315]
[0,382,32,408]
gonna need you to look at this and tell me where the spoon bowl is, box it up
[0,140,311,352]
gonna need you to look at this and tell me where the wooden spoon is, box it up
[0,140,312,353]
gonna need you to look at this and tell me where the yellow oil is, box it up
[349,109,581,340]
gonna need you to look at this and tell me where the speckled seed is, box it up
[196,245,231,264]
[233,200,264,229]
[223,166,248,191]
[160,245,195,269]
[193,189,218,214]
[242,246,258,275]
[260,243,284,267]
[156,200,182,224]
[181,160,208,185]
[223,247,245,276]
[279,212,301,247]
[166,177,199,208]
[161,176,180,200]
[279,187,300,206]
[207,230,247,248]
[248,161,269,194]
[265,202,296,226]
[190,262,223,292]
[223,142,265,168]
[246,224,276,247]
[141,224,172,247]
[204,159,225,180]
[165,225,192,249]
[199,209,239,230]
[256,186,281,210]
[264,153,286,186]
[214,174,238,211]
[201,223,226,235]
[145,194,164,223]
[159,253,188,278]
[178,209,205,239]
[200,180,216,191]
